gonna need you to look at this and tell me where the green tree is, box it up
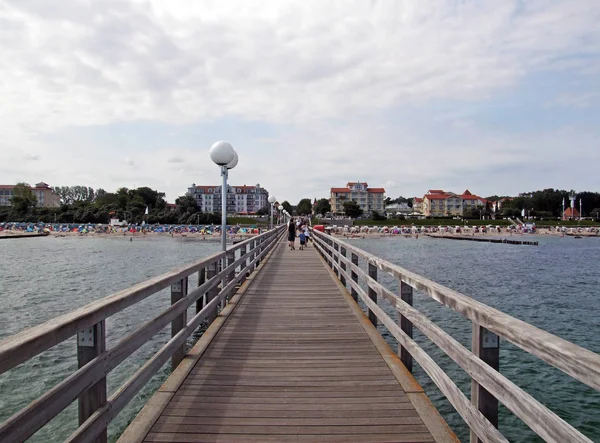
[281,200,292,214]
[297,198,312,215]
[371,210,386,221]
[10,183,37,214]
[343,200,363,218]
[313,198,331,215]
[255,205,269,216]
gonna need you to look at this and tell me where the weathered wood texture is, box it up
[0,227,285,443]
[142,242,447,443]
[311,231,598,443]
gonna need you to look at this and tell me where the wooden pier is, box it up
[121,242,455,443]
[0,226,599,443]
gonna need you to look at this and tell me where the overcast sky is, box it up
[1,0,599,204]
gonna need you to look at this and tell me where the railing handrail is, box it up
[310,229,599,443]
[0,229,271,374]
[0,226,285,443]
[311,229,600,390]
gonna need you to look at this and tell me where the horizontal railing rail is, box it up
[0,225,285,443]
[310,228,599,443]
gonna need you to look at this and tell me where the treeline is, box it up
[488,189,600,219]
[0,185,222,225]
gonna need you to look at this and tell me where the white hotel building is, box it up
[187,183,270,215]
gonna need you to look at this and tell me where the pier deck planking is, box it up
[138,241,455,443]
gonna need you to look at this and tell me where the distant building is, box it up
[422,189,485,217]
[0,182,61,208]
[330,181,385,215]
[412,197,424,214]
[187,183,269,215]
[385,202,412,216]
[563,207,580,219]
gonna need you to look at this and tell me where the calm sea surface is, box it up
[0,234,599,442]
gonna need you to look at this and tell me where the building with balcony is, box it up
[422,189,485,217]
[0,182,61,208]
[330,182,385,215]
[187,183,269,215]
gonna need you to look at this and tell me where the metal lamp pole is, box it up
[268,195,277,229]
[278,204,283,225]
[210,141,238,251]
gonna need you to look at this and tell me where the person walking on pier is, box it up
[288,218,296,250]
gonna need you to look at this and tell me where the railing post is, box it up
[196,268,206,314]
[367,262,377,327]
[350,253,359,302]
[226,249,236,302]
[77,321,107,443]
[248,239,255,273]
[333,241,339,277]
[470,324,500,443]
[206,260,219,324]
[240,243,247,283]
[399,281,413,372]
[171,277,188,370]
[339,246,347,287]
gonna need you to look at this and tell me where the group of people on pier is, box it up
[288,217,311,250]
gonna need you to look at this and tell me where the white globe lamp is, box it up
[268,195,277,228]
[226,151,238,170]
[210,141,235,166]
[210,141,237,251]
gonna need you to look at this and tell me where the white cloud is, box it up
[0,0,599,201]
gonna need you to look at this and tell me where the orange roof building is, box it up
[0,181,61,208]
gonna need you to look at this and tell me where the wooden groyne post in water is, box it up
[427,234,539,245]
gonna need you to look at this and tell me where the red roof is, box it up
[347,182,368,187]
[462,189,472,196]
[0,185,14,189]
[414,198,423,202]
[564,207,580,217]
[332,187,384,193]
[192,185,264,193]
[428,189,445,194]
[460,193,482,200]
[425,193,450,200]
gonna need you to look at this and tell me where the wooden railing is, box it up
[0,226,285,443]
[310,229,600,443]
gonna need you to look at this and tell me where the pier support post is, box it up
[196,268,206,314]
[171,277,188,370]
[77,321,107,443]
[367,263,378,327]
[339,246,347,287]
[350,253,359,302]
[398,281,413,372]
[470,324,500,443]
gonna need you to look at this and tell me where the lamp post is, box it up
[268,195,277,229]
[278,204,283,225]
[210,141,238,251]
